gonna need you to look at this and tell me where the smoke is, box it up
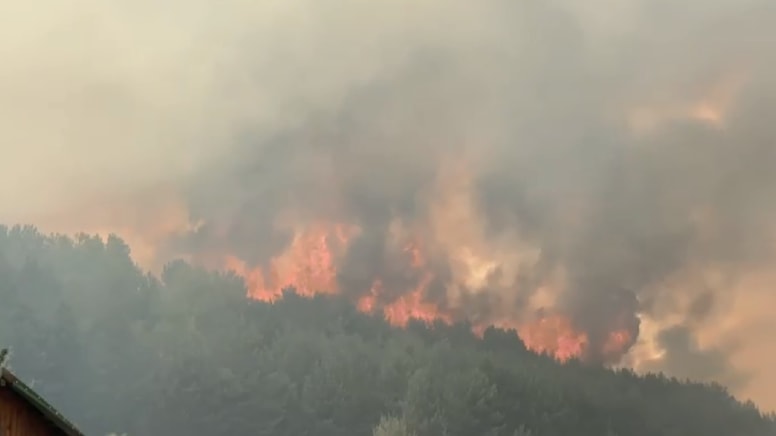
[3,0,776,410]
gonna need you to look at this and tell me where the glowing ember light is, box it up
[518,315,590,362]
[224,223,355,301]
[221,221,628,362]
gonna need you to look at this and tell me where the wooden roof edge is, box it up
[0,367,85,436]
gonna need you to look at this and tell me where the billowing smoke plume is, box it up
[3,0,776,409]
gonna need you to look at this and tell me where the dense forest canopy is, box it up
[0,225,774,436]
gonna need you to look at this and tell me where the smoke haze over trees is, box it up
[3,0,776,414]
[0,226,775,435]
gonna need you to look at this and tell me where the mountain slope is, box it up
[0,225,773,436]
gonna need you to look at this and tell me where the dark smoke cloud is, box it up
[5,0,776,410]
[642,325,750,390]
[178,0,776,391]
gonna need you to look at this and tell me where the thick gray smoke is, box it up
[181,0,776,369]
[3,0,776,409]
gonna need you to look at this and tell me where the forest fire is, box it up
[219,220,633,363]
[516,315,589,362]
[222,223,356,301]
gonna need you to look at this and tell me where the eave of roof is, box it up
[0,368,84,436]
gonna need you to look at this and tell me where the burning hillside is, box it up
[220,218,628,363]
[178,155,644,364]
[4,0,776,411]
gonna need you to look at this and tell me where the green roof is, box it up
[1,368,84,436]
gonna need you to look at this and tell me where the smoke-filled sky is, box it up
[3,0,776,411]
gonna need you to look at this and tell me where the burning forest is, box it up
[194,158,640,365]
[3,0,776,413]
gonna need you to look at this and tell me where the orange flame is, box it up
[518,315,590,362]
[224,223,355,301]
[220,221,611,362]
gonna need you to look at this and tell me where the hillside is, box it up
[0,225,774,436]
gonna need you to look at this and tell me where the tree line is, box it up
[0,225,773,435]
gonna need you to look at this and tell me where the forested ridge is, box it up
[0,225,774,436]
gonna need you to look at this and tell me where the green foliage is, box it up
[0,225,774,436]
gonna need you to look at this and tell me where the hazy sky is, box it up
[2,0,776,411]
